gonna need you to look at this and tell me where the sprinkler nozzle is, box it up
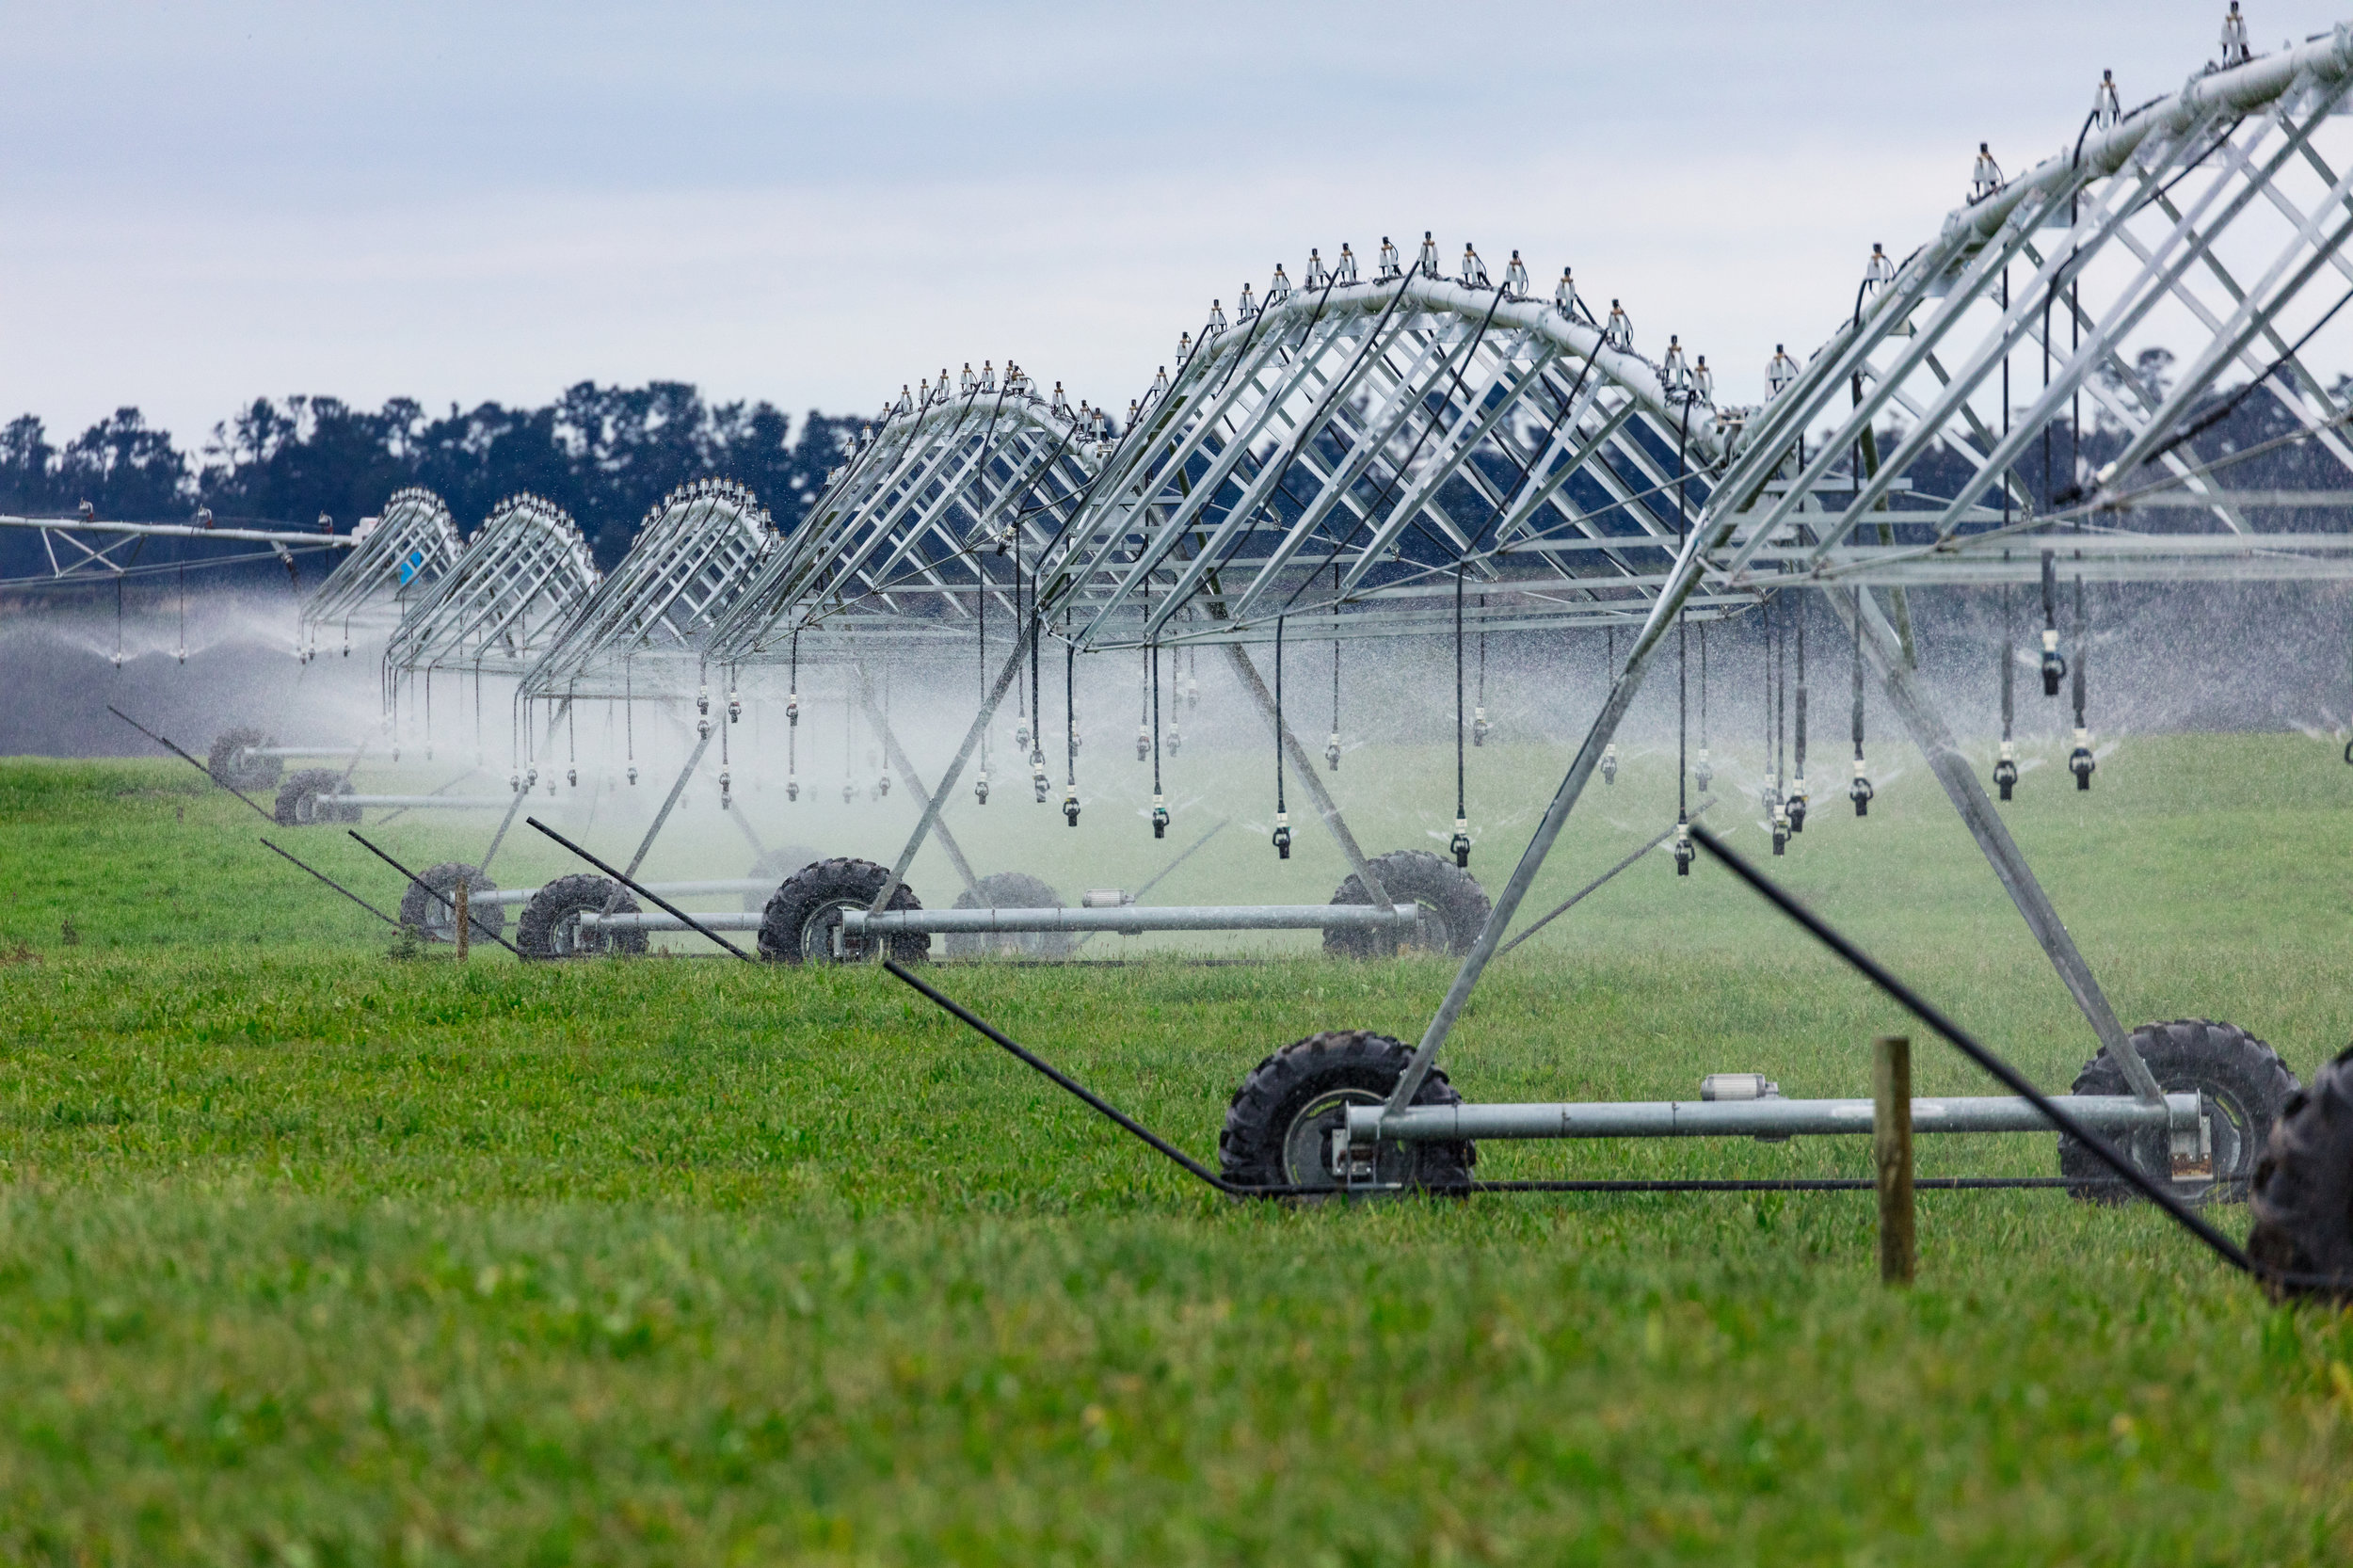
[1450,817,1471,870]
[696,685,710,716]
[1770,805,1789,856]
[974,768,990,806]
[2070,728,2095,791]
[696,716,712,741]
[567,767,577,788]
[1849,756,1874,817]
[1186,677,1200,711]
[1136,725,1151,763]
[1325,731,1342,771]
[1786,778,1808,833]
[1673,822,1694,876]
[509,772,521,793]
[876,772,891,798]
[1693,747,1712,792]
[1272,812,1292,859]
[1032,760,1049,803]
[2041,629,2066,696]
[1166,725,1181,757]
[1063,787,1080,827]
[1472,707,1490,747]
[626,765,638,787]
[1601,742,1619,786]
[526,768,538,790]
[719,770,731,808]
[786,776,799,802]
[1016,719,1032,751]
[842,780,856,806]
[1151,794,1169,839]
[1993,739,2018,800]
[727,690,741,724]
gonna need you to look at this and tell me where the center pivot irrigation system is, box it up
[82,13,2353,1292]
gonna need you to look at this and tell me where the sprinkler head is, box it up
[509,771,521,793]
[1993,740,2018,801]
[974,769,990,806]
[1271,812,1292,860]
[728,691,741,724]
[1472,707,1490,748]
[1849,757,1874,817]
[341,644,350,659]
[1325,732,1342,771]
[1166,725,1182,757]
[1151,794,1169,839]
[526,768,538,790]
[843,780,856,806]
[627,765,638,786]
[2070,728,2095,791]
[1673,822,1694,876]
[786,693,800,727]
[1601,742,1619,786]
[1450,818,1472,870]
[1063,787,1080,827]
[696,717,712,741]
[720,770,732,808]
[567,767,577,788]
[1786,777,1808,833]
[1187,678,1200,710]
[1136,725,1151,763]
[1770,807,1789,856]
[696,685,710,716]
[787,776,800,802]
[877,772,891,797]
[1032,760,1049,803]
[1016,719,1032,751]
[1693,747,1712,792]
[2041,629,2066,696]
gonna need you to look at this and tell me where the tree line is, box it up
[0,384,860,571]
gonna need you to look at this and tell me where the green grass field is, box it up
[1,736,2350,1563]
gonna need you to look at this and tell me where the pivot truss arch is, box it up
[382,493,600,690]
[706,366,1106,666]
[1705,24,2353,600]
[1054,268,1746,654]
[297,487,462,659]
[521,479,779,702]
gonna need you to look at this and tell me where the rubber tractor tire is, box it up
[274,767,360,825]
[744,845,824,912]
[2248,1042,2353,1302]
[208,726,282,792]
[517,873,646,958]
[2057,1018,2298,1205]
[945,871,1076,960]
[758,856,930,966]
[1220,1030,1476,1196]
[396,861,506,944]
[1324,850,1491,959]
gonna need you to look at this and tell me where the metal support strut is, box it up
[1221,643,1393,910]
[856,662,984,902]
[1829,584,2159,1101]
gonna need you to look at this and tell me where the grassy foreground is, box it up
[0,745,2350,1562]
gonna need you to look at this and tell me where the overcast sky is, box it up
[3,0,2345,448]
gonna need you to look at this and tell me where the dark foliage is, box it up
[0,384,857,574]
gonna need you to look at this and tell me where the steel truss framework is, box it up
[706,375,1103,666]
[382,493,600,690]
[1359,24,2353,1144]
[298,488,464,658]
[522,480,779,702]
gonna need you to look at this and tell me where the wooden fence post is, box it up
[1873,1034,1914,1286]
